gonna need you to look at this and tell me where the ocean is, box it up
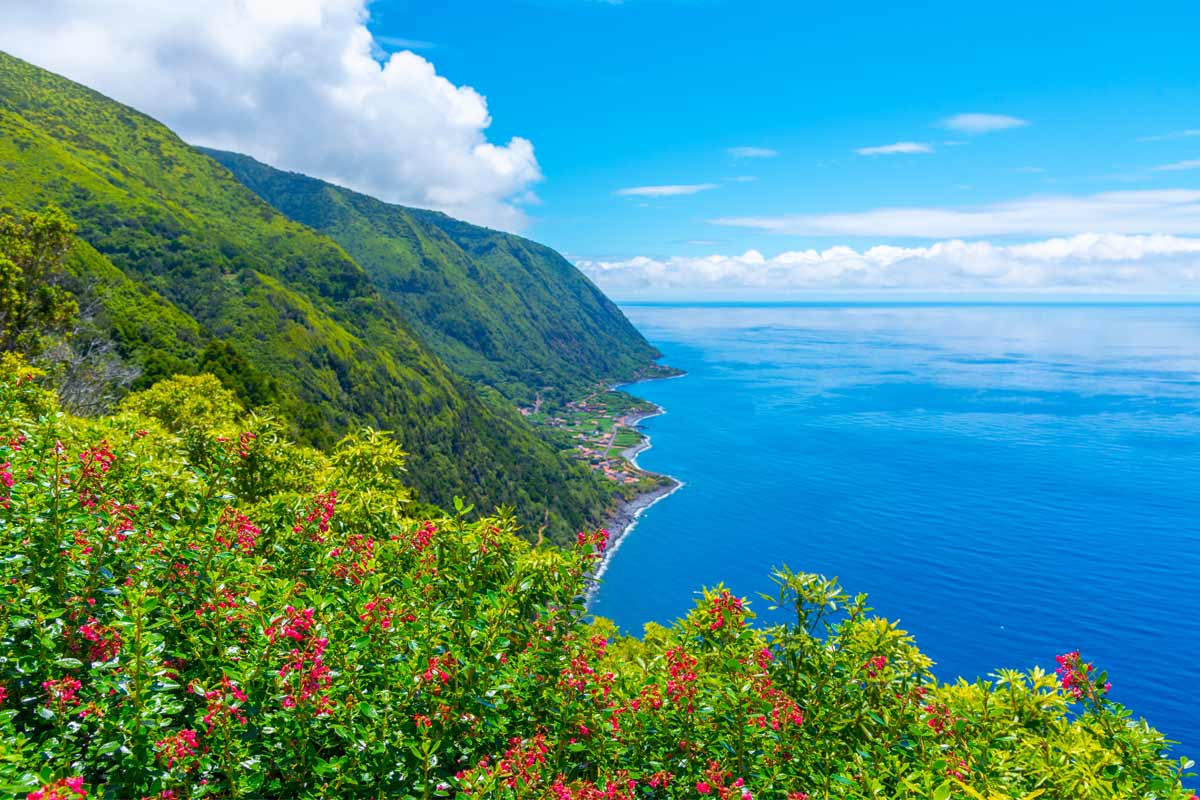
[591,303,1199,757]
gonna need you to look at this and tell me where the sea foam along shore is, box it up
[585,401,684,605]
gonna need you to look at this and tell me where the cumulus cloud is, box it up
[727,146,778,159]
[615,183,719,197]
[939,113,1029,134]
[575,234,1200,295]
[714,189,1200,238]
[855,142,935,156]
[0,0,541,231]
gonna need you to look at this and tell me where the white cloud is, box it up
[0,0,541,231]
[733,175,759,182]
[727,146,778,159]
[1139,129,1200,143]
[615,183,719,197]
[856,141,935,156]
[575,234,1200,294]
[1151,159,1200,172]
[714,189,1200,238]
[939,113,1030,134]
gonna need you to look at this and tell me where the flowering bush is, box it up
[0,358,1194,799]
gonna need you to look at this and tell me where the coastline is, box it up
[585,398,684,606]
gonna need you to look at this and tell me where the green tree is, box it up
[0,205,78,352]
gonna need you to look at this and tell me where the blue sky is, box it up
[4,0,1200,296]
[373,0,1200,260]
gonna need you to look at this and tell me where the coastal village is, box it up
[523,388,669,496]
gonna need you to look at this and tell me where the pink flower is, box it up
[27,777,86,800]
[696,781,712,795]
[1056,650,1108,701]
[216,508,260,553]
[202,676,248,733]
[863,654,888,678]
[43,676,82,711]
[155,729,200,769]
[78,618,121,662]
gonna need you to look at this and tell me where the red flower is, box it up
[863,655,888,678]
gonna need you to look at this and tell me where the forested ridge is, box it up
[0,50,665,543]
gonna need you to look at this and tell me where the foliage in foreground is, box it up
[0,362,1194,800]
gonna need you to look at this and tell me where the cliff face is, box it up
[203,147,661,407]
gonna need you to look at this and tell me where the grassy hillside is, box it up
[0,50,612,543]
[202,148,662,406]
[0,364,1192,799]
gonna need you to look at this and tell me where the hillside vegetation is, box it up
[0,51,640,543]
[202,149,661,406]
[0,362,1193,800]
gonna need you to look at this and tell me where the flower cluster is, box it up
[236,431,256,459]
[701,588,746,632]
[154,729,200,769]
[75,441,115,509]
[26,777,87,800]
[268,607,332,714]
[0,460,12,508]
[43,676,82,712]
[200,676,249,732]
[328,532,375,583]
[575,528,610,560]
[293,490,337,542]
[1056,650,1111,701]
[216,507,260,552]
[78,618,121,662]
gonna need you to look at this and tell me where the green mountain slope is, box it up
[0,50,611,542]
[202,148,661,405]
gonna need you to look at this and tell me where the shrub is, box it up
[0,361,1194,799]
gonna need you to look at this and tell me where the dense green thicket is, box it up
[201,149,661,406]
[0,51,627,543]
[0,364,1193,800]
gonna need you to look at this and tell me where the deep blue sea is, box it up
[591,303,1199,757]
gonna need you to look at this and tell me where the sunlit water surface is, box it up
[592,303,1200,756]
